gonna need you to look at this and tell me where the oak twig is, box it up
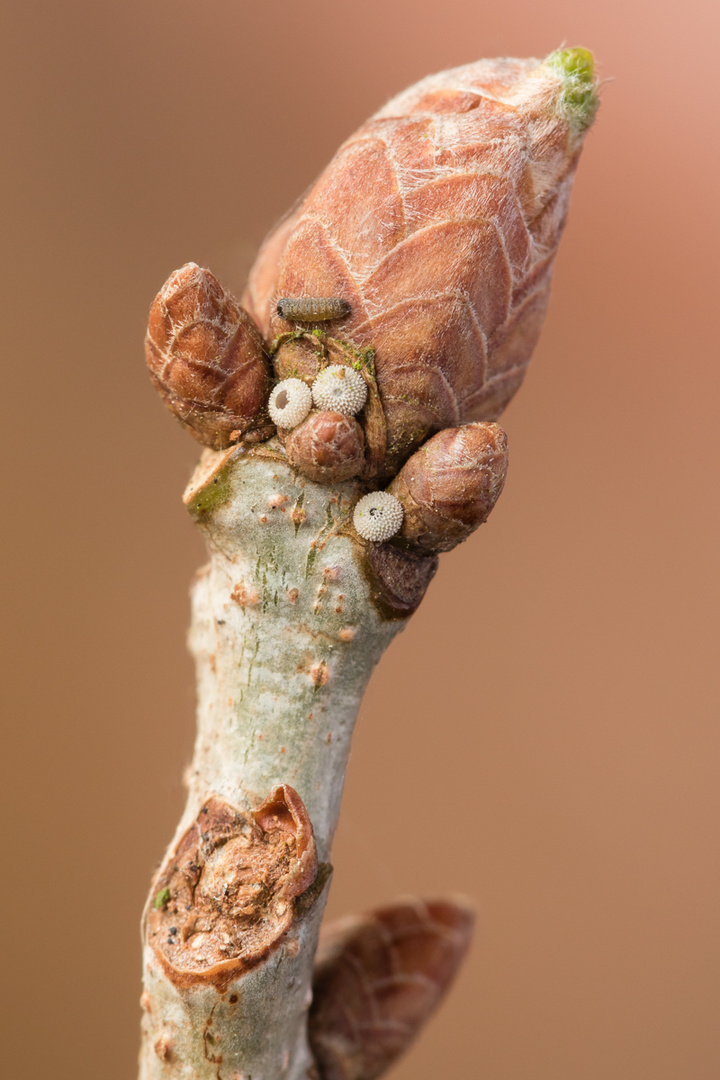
[139,49,598,1080]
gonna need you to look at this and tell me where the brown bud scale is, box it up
[285,411,365,484]
[145,263,273,450]
[388,421,509,552]
[362,542,438,620]
[309,898,474,1080]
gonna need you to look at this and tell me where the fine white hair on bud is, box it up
[268,378,313,429]
[353,491,404,542]
[311,365,368,416]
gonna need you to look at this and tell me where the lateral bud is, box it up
[387,422,508,553]
[145,262,273,449]
[286,411,365,483]
[309,898,474,1080]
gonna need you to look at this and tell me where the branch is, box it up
[138,48,599,1080]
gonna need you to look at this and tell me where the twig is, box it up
[138,48,598,1080]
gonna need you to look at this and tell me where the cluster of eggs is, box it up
[267,366,405,542]
[268,365,367,430]
[268,365,369,487]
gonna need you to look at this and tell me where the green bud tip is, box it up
[545,47,599,133]
[153,886,171,910]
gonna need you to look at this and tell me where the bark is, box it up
[139,443,435,1079]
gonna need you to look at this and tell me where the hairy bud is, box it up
[285,411,365,483]
[246,52,599,478]
[309,898,474,1080]
[145,263,273,449]
[387,422,508,552]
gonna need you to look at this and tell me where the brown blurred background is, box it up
[2,1,718,1077]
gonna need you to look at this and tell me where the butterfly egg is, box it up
[268,379,312,429]
[312,365,368,416]
[276,297,350,322]
[353,491,404,543]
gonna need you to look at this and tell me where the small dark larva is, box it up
[276,297,351,322]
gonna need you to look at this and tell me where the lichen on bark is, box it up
[139,48,599,1080]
